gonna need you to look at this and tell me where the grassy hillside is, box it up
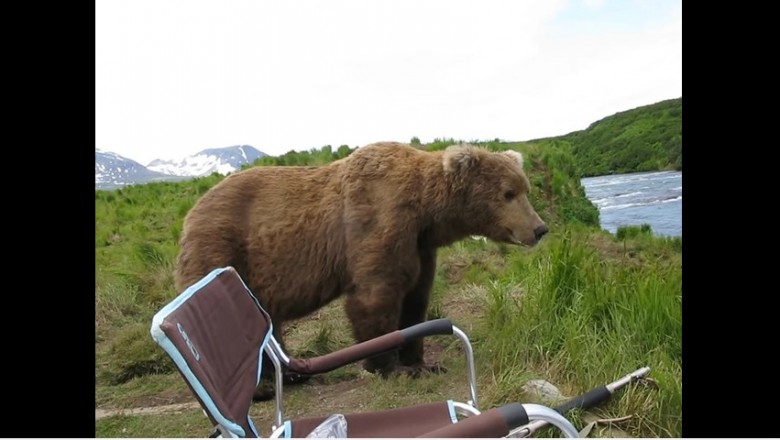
[542,98,682,177]
[95,141,681,437]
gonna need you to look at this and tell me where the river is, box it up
[580,170,682,237]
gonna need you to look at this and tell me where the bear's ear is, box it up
[443,145,481,173]
[502,150,524,169]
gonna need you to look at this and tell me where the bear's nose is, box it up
[534,224,549,241]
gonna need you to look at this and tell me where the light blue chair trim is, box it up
[447,399,458,424]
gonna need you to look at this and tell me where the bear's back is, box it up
[175,161,350,289]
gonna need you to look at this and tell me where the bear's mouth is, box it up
[505,231,532,247]
[504,229,540,247]
[510,237,535,247]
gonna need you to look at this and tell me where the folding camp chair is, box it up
[150,266,579,438]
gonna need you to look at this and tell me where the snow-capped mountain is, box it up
[147,145,266,177]
[96,145,268,190]
[96,149,188,190]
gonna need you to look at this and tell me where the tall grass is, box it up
[95,178,221,386]
[477,228,682,437]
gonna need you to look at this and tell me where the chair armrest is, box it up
[286,319,453,375]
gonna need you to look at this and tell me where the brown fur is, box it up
[175,141,547,378]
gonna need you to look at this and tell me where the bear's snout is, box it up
[534,224,549,241]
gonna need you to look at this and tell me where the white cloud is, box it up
[96,0,681,165]
[582,0,608,10]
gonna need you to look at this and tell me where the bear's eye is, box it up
[504,190,517,201]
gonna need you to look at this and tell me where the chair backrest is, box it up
[150,266,273,438]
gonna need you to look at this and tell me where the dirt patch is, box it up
[444,260,471,284]
[96,340,451,425]
[289,376,373,413]
[96,402,201,420]
[423,340,444,366]
[130,387,197,408]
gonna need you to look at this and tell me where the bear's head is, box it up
[442,145,548,247]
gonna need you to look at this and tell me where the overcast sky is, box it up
[95,0,682,166]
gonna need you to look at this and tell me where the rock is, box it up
[522,379,566,404]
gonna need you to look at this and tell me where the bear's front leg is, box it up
[345,286,405,376]
[398,247,437,369]
[345,246,446,377]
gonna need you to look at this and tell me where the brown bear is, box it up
[174,141,548,384]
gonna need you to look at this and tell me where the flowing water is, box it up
[580,170,682,237]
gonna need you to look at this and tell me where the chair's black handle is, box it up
[555,386,612,414]
[498,403,531,429]
[400,318,454,341]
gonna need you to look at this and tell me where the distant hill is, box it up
[547,98,682,177]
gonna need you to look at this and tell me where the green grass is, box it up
[96,411,209,438]
[95,374,189,409]
[472,228,682,437]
